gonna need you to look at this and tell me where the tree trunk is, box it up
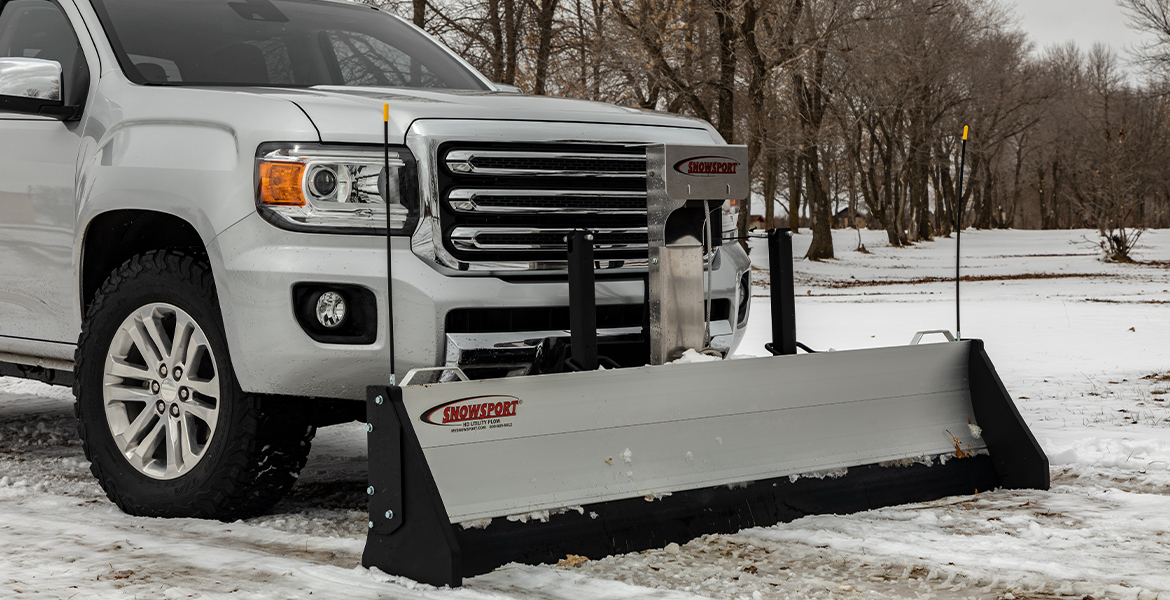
[794,51,834,260]
[591,0,603,100]
[736,195,751,253]
[763,150,778,228]
[786,152,803,232]
[936,157,954,236]
[413,0,424,26]
[532,0,560,96]
[710,0,737,142]
[487,0,505,81]
[503,0,519,85]
[805,145,834,259]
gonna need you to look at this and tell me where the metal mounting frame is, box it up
[645,144,749,364]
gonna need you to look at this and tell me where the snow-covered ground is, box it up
[2,228,1169,599]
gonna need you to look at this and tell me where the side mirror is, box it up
[0,57,78,119]
[492,82,523,94]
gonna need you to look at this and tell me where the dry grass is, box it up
[824,272,1116,289]
[1085,298,1170,305]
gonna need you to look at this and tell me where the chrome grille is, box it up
[439,144,648,264]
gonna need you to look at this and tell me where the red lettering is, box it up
[687,161,735,174]
[433,398,520,425]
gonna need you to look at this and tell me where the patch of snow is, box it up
[507,510,551,524]
[667,349,722,364]
[787,467,848,483]
[504,506,585,524]
[459,518,492,530]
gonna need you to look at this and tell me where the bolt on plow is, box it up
[363,143,1048,587]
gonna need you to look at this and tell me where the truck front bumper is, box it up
[208,213,750,400]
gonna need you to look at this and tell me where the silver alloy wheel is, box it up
[102,303,220,480]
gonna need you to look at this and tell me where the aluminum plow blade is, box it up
[362,339,1047,586]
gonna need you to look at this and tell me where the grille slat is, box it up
[448,189,647,215]
[446,150,646,177]
[451,227,648,251]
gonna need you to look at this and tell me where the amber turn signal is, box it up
[259,161,305,206]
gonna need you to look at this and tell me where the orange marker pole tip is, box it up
[962,125,968,140]
[383,103,389,122]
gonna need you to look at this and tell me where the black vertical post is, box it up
[768,228,796,356]
[955,126,968,341]
[567,230,598,371]
[383,103,396,383]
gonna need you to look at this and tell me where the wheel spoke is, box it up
[182,400,216,426]
[126,418,165,471]
[183,328,211,382]
[127,323,163,372]
[180,415,201,467]
[105,384,154,405]
[115,405,158,448]
[164,416,183,476]
[142,311,174,363]
[107,357,151,381]
[174,314,197,369]
[185,376,219,399]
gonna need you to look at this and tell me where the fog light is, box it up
[293,283,376,344]
[315,291,348,329]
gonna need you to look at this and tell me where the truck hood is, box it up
[249,86,719,144]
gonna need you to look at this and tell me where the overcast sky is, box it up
[1008,0,1150,60]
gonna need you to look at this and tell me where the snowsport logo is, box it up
[674,156,739,177]
[420,395,520,431]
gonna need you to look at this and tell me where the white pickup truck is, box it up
[0,0,750,519]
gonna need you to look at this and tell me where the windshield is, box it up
[90,0,488,89]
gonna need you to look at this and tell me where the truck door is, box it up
[0,0,89,344]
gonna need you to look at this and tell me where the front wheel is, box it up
[75,251,314,520]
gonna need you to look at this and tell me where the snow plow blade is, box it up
[362,338,1047,586]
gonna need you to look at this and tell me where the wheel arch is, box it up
[80,210,208,316]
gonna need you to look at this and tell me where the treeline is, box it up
[370,0,1170,260]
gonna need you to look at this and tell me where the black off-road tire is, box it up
[74,250,315,520]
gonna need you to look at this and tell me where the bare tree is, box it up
[366,0,1170,254]
[1067,47,1166,260]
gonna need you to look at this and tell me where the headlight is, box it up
[255,143,418,234]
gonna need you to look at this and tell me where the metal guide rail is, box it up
[363,143,1049,587]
